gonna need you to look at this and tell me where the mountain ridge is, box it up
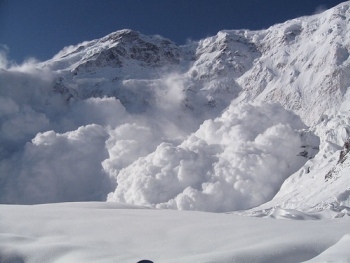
[46,1,350,126]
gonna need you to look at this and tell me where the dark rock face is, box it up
[338,139,350,164]
[325,139,350,181]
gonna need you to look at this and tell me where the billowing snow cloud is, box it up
[0,53,320,210]
[0,66,118,203]
[108,102,319,212]
[0,65,197,204]
[102,123,163,178]
[0,124,112,204]
[0,46,9,69]
[0,67,60,159]
[67,96,128,129]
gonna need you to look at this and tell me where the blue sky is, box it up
[0,0,345,63]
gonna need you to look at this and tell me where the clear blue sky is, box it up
[0,0,346,63]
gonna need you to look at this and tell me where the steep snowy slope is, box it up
[0,2,349,215]
[228,2,350,216]
[44,2,350,126]
[242,113,350,217]
[236,3,350,125]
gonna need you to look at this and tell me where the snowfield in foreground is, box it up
[0,202,349,263]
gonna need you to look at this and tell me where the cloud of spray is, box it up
[101,74,199,184]
[108,102,319,212]
[314,5,328,14]
[0,46,9,69]
[0,125,112,204]
[0,54,121,203]
[0,54,202,204]
[0,45,319,209]
[0,65,62,159]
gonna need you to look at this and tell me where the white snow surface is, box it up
[0,202,349,263]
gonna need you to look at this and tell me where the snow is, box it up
[1,125,113,204]
[235,2,350,125]
[1,2,350,262]
[304,234,350,263]
[108,102,319,212]
[242,111,350,216]
[0,3,349,212]
[0,202,349,263]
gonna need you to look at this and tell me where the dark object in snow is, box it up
[297,150,308,158]
[325,138,350,181]
[338,139,350,164]
[137,260,154,263]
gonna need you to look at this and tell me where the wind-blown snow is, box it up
[0,125,113,204]
[0,62,194,204]
[108,102,319,212]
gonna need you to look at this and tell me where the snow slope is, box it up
[236,3,350,125]
[0,202,349,263]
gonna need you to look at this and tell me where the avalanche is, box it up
[1,1,350,262]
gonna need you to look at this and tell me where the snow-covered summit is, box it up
[47,29,181,73]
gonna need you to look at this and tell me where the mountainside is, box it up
[236,3,350,125]
[46,2,350,126]
[0,2,350,216]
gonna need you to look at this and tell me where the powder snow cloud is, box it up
[107,102,319,212]
[0,62,201,204]
[0,35,322,210]
[0,60,319,209]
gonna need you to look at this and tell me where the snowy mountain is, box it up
[2,2,350,263]
[0,2,350,218]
